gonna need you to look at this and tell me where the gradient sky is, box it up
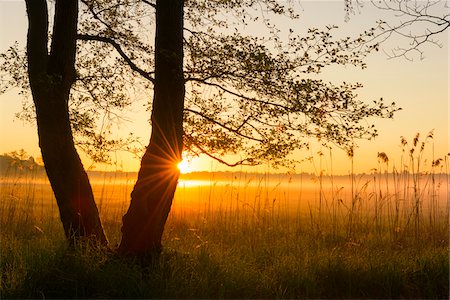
[0,1,448,175]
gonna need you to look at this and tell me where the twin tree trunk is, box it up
[26,0,184,254]
[25,0,107,244]
[118,0,185,255]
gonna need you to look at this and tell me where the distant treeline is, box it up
[0,152,44,175]
[1,152,448,179]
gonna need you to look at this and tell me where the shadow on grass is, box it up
[2,241,448,299]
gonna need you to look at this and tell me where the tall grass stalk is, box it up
[0,137,448,299]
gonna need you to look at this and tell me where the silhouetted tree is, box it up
[23,0,107,244]
[118,0,185,255]
[2,0,405,255]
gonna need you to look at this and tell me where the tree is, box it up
[22,0,107,244]
[2,0,402,255]
[118,0,185,255]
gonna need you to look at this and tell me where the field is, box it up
[1,158,449,298]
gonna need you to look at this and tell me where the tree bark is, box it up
[118,0,185,255]
[25,0,107,244]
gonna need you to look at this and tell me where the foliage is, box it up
[0,1,402,167]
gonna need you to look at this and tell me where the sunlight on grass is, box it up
[0,137,448,298]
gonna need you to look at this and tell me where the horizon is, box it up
[1,151,449,178]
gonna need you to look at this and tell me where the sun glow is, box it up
[177,159,191,174]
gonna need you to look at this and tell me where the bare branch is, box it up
[369,0,449,60]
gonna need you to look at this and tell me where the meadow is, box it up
[0,149,449,298]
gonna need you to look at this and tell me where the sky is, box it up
[0,1,448,175]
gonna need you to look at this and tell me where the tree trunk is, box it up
[25,0,107,244]
[118,0,185,255]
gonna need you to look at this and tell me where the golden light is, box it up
[177,159,191,174]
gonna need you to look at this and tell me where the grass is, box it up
[1,212,448,299]
[0,136,449,299]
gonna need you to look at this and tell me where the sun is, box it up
[177,159,191,174]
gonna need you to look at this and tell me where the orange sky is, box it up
[0,1,448,175]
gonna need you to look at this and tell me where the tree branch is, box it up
[141,0,156,9]
[48,0,78,80]
[185,108,264,142]
[24,0,49,76]
[186,136,257,167]
[186,77,290,110]
[80,0,114,32]
[369,0,449,60]
[77,34,155,84]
